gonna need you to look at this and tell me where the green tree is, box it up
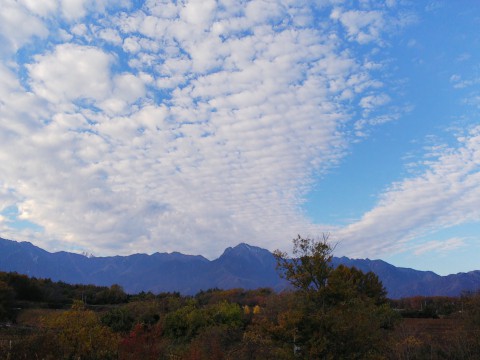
[274,235,398,359]
[93,284,128,304]
[325,265,387,306]
[101,307,135,333]
[274,234,333,294]
[0,280,15,321]
[5,272,43,301]
[163,300,244,343]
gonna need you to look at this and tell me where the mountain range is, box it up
[0,237,479,298]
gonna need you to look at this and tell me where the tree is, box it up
[101,307,135,333]
[325,265,387,306]
[43,300,120,359]
[0,280,15,321]
[274,235,398,359]
[94,284,128,304]
[273,234,333,294]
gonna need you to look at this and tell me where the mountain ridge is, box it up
[0,237,479,298]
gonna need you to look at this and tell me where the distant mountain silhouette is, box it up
[0,237,479,298]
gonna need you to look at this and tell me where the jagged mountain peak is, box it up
[218,243,275,268]
[221,243,272,257]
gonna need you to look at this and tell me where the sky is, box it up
[0,0,479,276]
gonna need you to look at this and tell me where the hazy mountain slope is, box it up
[0,238,478,297]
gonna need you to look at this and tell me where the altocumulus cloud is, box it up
[1,0,416,257]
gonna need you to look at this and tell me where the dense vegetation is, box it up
[0,236,479,359]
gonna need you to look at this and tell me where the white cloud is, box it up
[245,0,284,25]
[97,28,123,45]
[60,0,129,21]
[330,8,385,44]
[71,23,88,37]
[123,37,143,53]
[450,74,480,89]
[98,73,147,114]
[0,0,49,54]
[0,64,47,138]
[61,0,87,19]
[19,0,58,17]
[27,43,113,105]
[359,93,390,111]
[336,126,480,257]
[180,0,216,26]
[413,237,466,256]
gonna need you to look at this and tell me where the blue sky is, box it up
[0,0,479,275]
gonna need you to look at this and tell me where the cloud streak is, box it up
[337,126,480,258]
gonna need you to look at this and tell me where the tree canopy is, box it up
[274,234,333,293]
[273,235,396,358]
